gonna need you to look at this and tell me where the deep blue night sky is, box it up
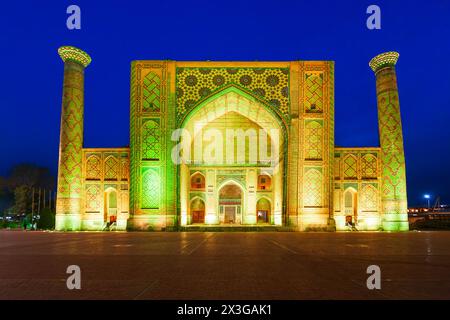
[1,0,449,206]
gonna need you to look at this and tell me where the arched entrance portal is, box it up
[256,197,271,223]
[179,88,286,226]
[104,188,117,224]
[219,182,243,224]
[190,197,205,224]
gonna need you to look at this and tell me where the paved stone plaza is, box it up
[0,231,449,299]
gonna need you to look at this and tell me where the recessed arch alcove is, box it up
[178,87,286,226]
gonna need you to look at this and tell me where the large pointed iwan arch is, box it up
[178,86,288,227]
[179,85,289,130]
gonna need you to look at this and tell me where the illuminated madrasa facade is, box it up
[55,46,408,232]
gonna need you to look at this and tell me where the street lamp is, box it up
[424,194,431,209]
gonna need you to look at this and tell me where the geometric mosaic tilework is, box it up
[56,61,85,215]
[303,168,323,207]
[142,71,161,112]
[129,61,174,220]
[121,158,129,181]
[104,156,119,180]
[360,184,378,212]
[304,120,323,160]
[176,67,290,121]
[299,61,334,218]
[304,73,323,113]
[129,64,138,213]
[334,149,380,183]
[58,46,92,68]
[141,169,160,209]
[361,154,378,179]
[86,155,101,180]
[141,120,161,161]
[369,52,399,73]
[376,67,407,214]
[343,155,357,180]
[83,150,130,183]
[80,149,130,218]
[85,184,101,212]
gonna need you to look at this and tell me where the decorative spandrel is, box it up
[176,67,290,122]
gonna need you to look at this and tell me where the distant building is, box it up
[408,205,450,224]
[408,204,449,214]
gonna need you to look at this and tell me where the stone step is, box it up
[177,225,296,232]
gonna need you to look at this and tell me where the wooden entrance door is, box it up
[224,206,236,224]
[190,198,205,224]
[192,210,205,223]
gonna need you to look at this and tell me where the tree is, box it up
[0,176,12,219]
[7,164,54,191]
[0,176,6,194]
[3,164,56,217]
[38,207,55,229]
[13,185,29,214]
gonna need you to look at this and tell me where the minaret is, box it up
[369,51,408,231]
[55,46,91,231]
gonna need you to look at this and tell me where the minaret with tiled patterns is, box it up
[55,46,91,231]
[370,51,409,231]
